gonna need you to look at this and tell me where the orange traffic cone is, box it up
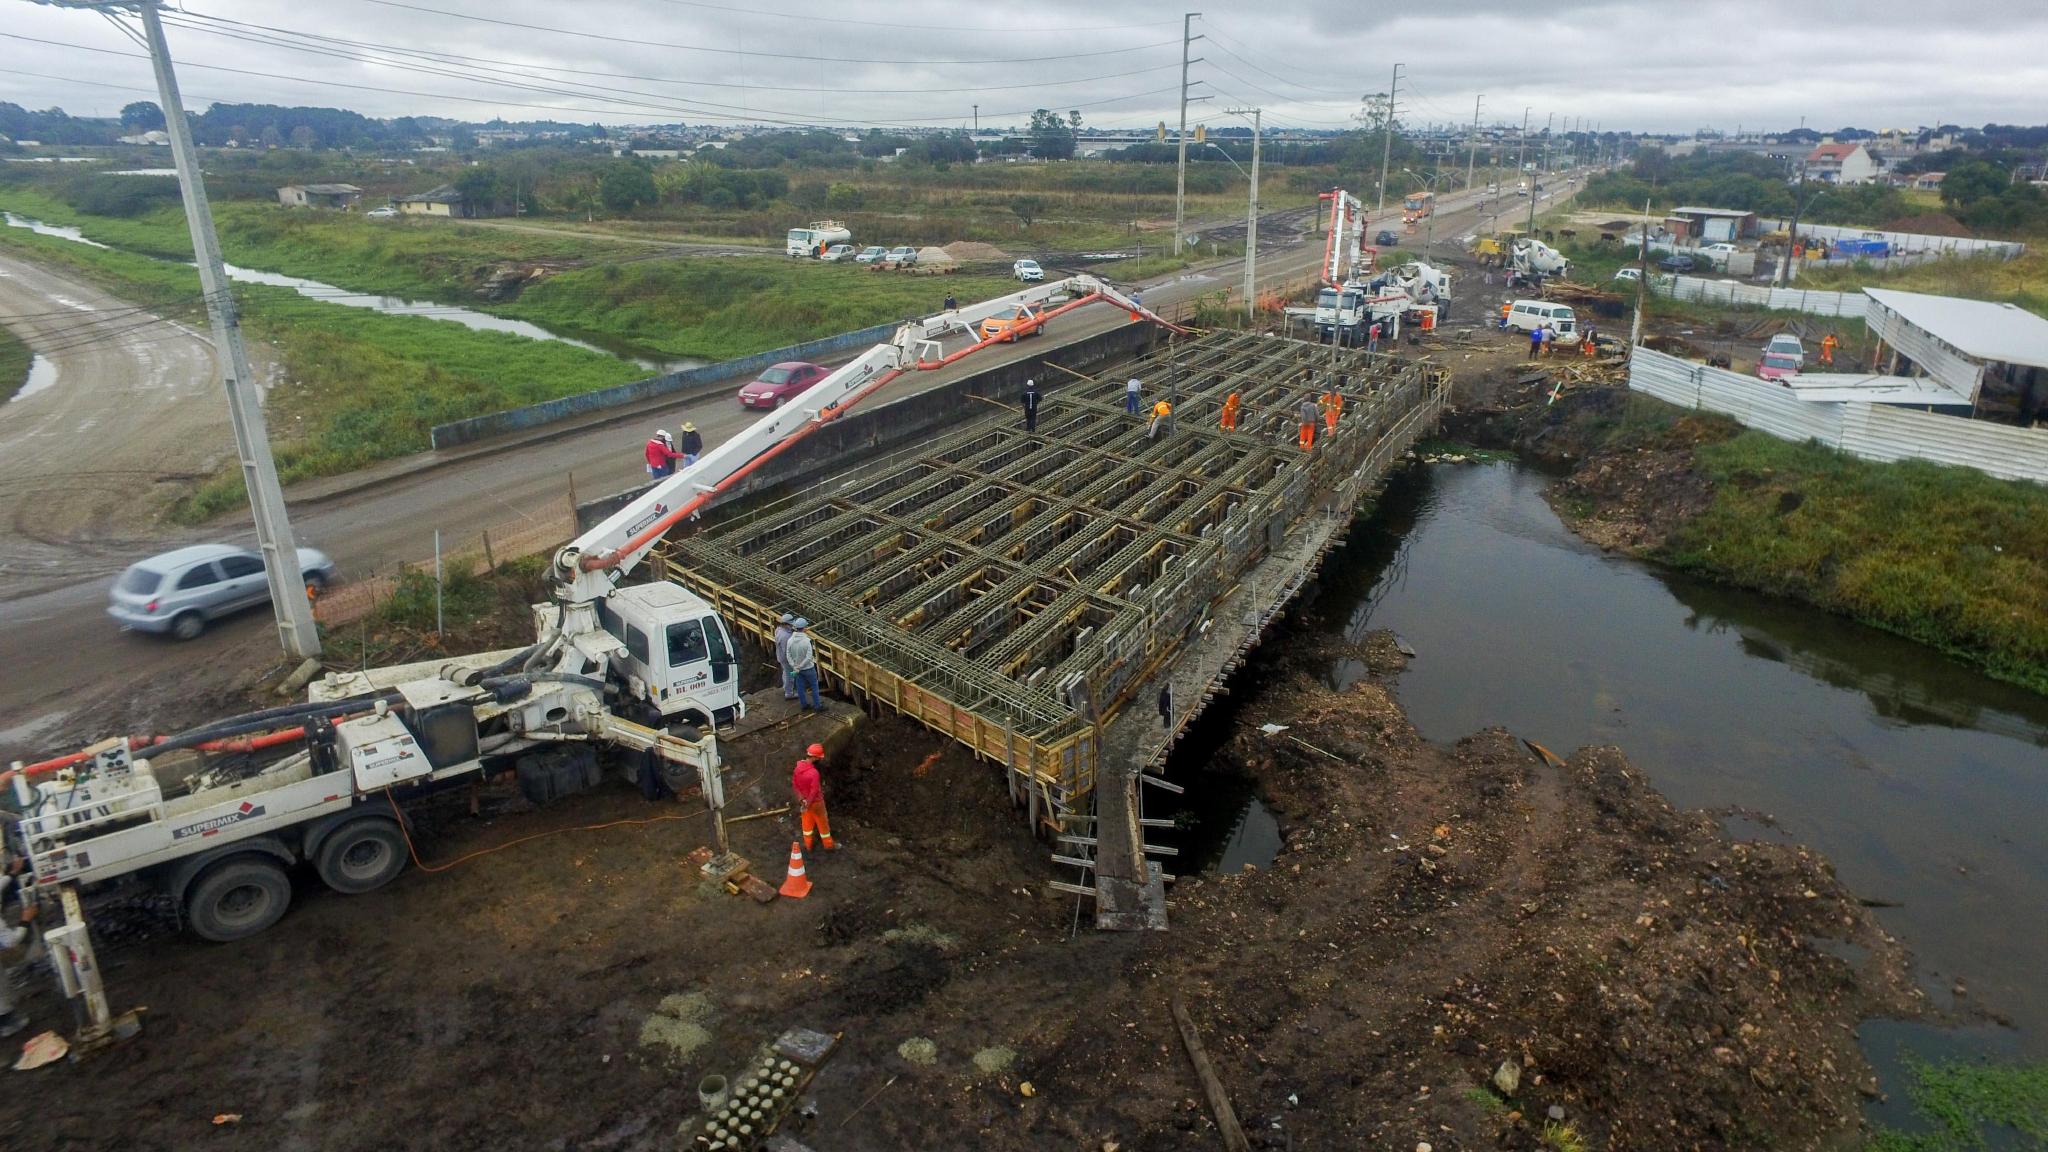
[778,841,812,899]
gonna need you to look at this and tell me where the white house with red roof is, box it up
[1804,141,1880,185]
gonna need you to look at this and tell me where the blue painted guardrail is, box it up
[429,320,900,449]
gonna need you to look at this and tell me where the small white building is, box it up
[1805,142,1880,185]
[1864,288,2048,420]
[395,184,465,217]
[276,183,363,209]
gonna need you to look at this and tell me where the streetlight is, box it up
[1204,106,1260,319]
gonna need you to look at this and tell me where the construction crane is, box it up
[3,276,1181,1037]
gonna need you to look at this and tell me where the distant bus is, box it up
[1402,191,1434,222]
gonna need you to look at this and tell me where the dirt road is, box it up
[0,182,1526,762]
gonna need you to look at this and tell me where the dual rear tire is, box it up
[181,819,409,943]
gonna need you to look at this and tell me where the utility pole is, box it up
[1779,161,1811,287]
[1174,12,1203,257]
[1523,110,1538,234]
[51,0,318,658]
[1376,62,1403,214]
[1516,106,1530,189]
[973,105,978,134]
[1467,94,1482,191]
[1544,112,1554,173]
[1228,107,1260,319]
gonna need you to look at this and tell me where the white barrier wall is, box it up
[1755,220,2026,260]
[1628,347,2048,483]
[1654,275,1871,318]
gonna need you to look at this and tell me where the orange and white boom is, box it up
[1318,188,1369,287]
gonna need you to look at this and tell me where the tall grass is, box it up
[0,324,29,403]
[1799,247,2048,321]
[1662,430,2048,693]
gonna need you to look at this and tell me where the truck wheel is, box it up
[185,857,292,942]
[170,611,206,641]
[314,819,409,895]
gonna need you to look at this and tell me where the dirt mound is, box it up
[1882,213,1971,238]
[942,240,1009,261]
[914,246,958,267]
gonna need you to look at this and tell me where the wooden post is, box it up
[481,529,496,575]
[1170,992,1251,1152]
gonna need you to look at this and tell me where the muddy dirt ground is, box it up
[5,616,1925,1151]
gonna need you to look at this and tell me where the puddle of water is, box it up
[1856,1018,2029,1144]
[3,211,110,248]
[1330,461,2048,1056]
[11,354,57,402]
[5,212,702,372]
[108,169,178,177]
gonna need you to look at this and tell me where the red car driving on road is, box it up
[738,361,830,409]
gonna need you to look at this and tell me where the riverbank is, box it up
[1450,373,2048,695]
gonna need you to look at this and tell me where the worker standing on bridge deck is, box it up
[774,613,797,700]
[793,743,838,851]
[1321,389,1342,431]
[1219,390,1240,431]
[1820,333,1838,366]
[1297,396,1320,451]
[1148,398,1174,440]
[1125,376,1143,415]
[1021,378,1041,433]
[645,429,683,480]
[787,618,822,712]
[679,422,703,466]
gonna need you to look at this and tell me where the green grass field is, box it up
[0,226,641,521]
[0,324,29,403]
[1659,426,2048,694]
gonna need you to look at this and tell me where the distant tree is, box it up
[1940,159,2010,210]
[288,125,318,149]
[259,125,283,149]
[1028,109,1075,160]
[454,165,507,213]
[119,101,164,131]
[825,182,864,211]
[1010,194,1047,227]
[599,161,658,212]
[791,180,830,211]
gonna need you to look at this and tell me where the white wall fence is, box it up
[1653,275,1871,318]
[1627,346,2048,483]
[1755,219,2026,260]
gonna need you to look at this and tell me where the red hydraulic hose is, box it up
[3,724,325,790]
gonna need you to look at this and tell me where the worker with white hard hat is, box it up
[644,429,684,480]
[773,612,797,700]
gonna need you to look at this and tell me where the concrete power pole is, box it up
[1467,94,1483,191]
[1173,12,1203,257]
[76,0,318,658]
[1229,107,1261,319]
[1376,62,1403,214]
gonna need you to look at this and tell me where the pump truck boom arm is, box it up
[1319,188,1368,287]
[554,274,1184,604]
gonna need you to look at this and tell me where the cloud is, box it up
[3,0,2044,134]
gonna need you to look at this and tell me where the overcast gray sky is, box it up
[5,0,2047,135]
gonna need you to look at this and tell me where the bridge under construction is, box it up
[659,329,1447,928]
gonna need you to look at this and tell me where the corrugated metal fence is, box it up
[1756,220,2026,260]
[1628,346,2048,483]
[1654,275,1871,318]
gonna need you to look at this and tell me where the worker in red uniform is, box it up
[792,743,838,852]
[644,429,684,480]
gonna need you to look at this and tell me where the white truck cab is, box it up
[596,582,745,730]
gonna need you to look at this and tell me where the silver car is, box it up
[884,246,919,266]
[108,543,337,640]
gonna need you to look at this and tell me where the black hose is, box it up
[478,672,609,695]
[459,639,549,686]
[149,697,393,756]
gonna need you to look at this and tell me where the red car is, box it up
[738,361,830,409]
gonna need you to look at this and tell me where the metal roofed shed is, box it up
[1666,206,1759,243]
[1863,288,2048,419]
[1781,373,1973,407]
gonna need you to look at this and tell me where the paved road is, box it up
[0,178,1566,758]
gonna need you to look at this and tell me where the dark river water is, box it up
[1167,459,2048,1079]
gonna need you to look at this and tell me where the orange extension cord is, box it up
[384,789,709,874]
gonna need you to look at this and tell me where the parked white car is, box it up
[1700,242,1740,268]
[1613,267,1641,283]
[365,206,397,219]
[1012,258,1044,282]
[819,243,856,262]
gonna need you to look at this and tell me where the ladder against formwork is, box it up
[1048,763,1175,931]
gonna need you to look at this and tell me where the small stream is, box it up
[4,212,703,373]
[1167,458,2048,1086]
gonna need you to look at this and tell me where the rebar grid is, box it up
[662,331,1436,798]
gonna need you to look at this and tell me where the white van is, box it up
[1504,299,1578,340]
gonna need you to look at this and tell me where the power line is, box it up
[345,0,1182,66]
[1195,20,1360,99]
[642,0,1179,33]
[173,11,1184,98]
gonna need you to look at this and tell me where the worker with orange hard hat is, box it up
[793,743,838,852]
